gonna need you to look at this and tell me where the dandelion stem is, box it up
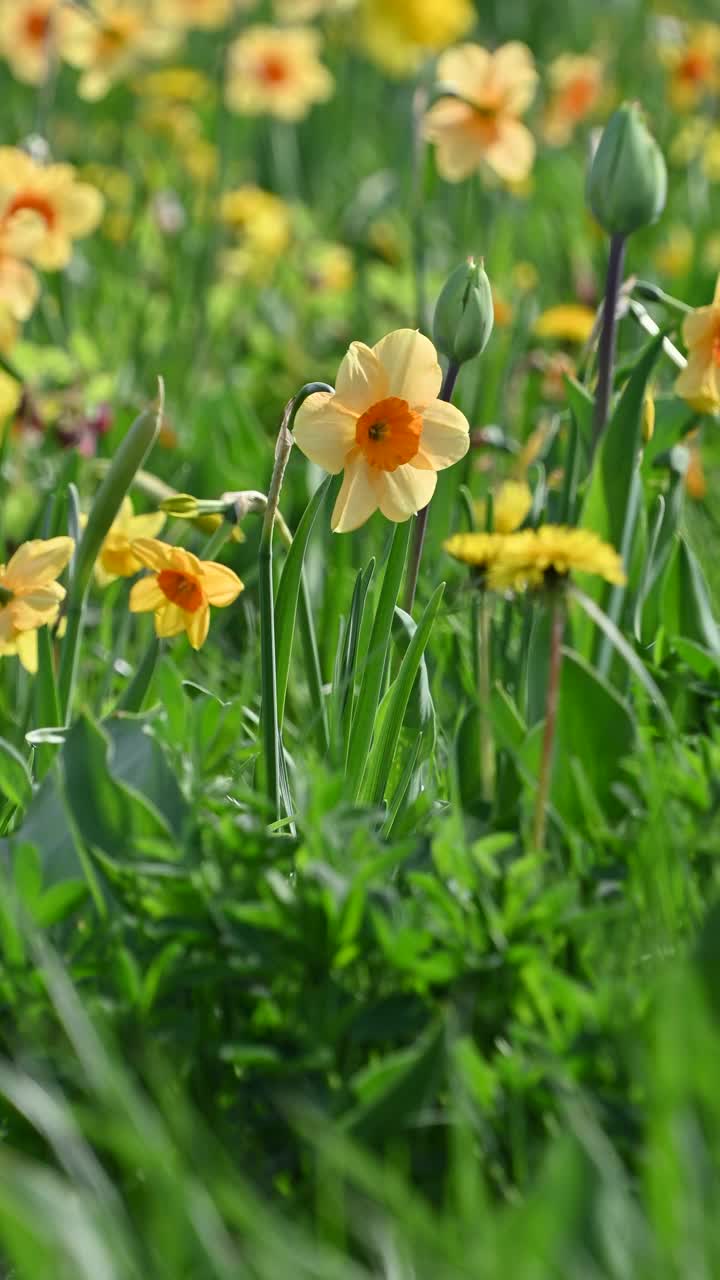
[403,360,460,614]
[477,590,495,803]
[532,592,565,850]
[592,233,626,448]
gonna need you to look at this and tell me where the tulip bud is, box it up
[586,103,667,237]
[433,257,494,365]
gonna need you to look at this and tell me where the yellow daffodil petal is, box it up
[128,512,166,539]
[129,576,166,613]
[334,341,386,413]
[187,604,210,650]
[2,537,74,592]
[293,392,357,472]
[15,628,38,674]
[417,399,470,468]
[331,459,379,533]
[372,329,442,407]
[200,562,244,607]
[155,602,189,638]
[131,537,201,576]
[375,464,436,522]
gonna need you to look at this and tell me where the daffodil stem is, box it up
[259,382,334,823]
[593,233,626,448]
[403,360,461,614]
[532,593,565,851]
[478,591,495,804]
[202,523,231,561]
[117,637,161,714]
[411,84,431,332]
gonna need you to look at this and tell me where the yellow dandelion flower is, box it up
[476,480,532,535]
[293,328,470,532]
[0,148,103,271]
[225,26,334,122]
[675,274,720,414]
[487,525,626,593]
[542,53,603,146]
[0,537,74,672]
[305,241,354,293]
[61,0,179,101]
[134,66,214,102]
[129,539,243,650]
[443,530,508,578]
[358,0,473,76]
[85,497,166,588]
[423,42,538,184]
[533,303,596,345]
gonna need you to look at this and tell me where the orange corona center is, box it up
[25,11,50,42]
[5,190,56,228]
[355,396,422,471]
[562,76,597,118]
[679,49,712,83]
[157,569,204,613]
[259,54,290,85]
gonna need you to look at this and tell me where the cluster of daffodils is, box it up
[0,147,103,360]
[0,536,73,672]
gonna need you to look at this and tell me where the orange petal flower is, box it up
[129,539,243,650]
[293,328,470,532]
[675,275,720,415]
[225,25,334,121]
[0,148,103,271]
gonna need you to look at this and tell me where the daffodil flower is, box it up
[129,539,243,649]
[0,536,74,672]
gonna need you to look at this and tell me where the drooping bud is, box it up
[160,493,200,518]
[433,257,494,366]
[586,103,667,237]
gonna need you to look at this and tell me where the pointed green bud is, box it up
[433,257,494,366]
[586,102,667,237]
[160,492,200,518]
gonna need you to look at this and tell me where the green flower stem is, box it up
[477,590,495,804]
[202,523,232,561]
[532,591,565,851]
[411,84,431,333]
[592,233,626,448]
[632,281,693,315]
[259,382,333,823]
[57,381,164,724]
[117,637,161,714]
[403,360,461,614]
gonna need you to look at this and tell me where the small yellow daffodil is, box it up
[89,497,166,587]
[0,536,74,671]
[225,25,334,121]
[675,274,720,414]
[129,539,244,650]
[0,148,103,271]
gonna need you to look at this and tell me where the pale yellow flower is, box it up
[533,304,596,345]
[153,0,236,29]
[88,497,166,587]
[476,480,532,535]
[659,22,720,111]
[675,274,720,414]
[0,214,43,330]
[358,0,473,76]
[423,42,538,184]
[134,66,213,101]
[293,328,470,532]
[218,185,291,279]
[542,53,603,145]
[61,0,178,101]
[305,241,354,292]
[129,539,244,650]
[0,148,104,271]
[0,0,61,86]
[225,25,334,121]
[0,537,74,670]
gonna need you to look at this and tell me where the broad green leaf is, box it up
[662,539,720,656]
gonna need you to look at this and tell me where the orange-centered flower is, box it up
[542,54,603,146]
[675,274,720,414]
[423,41,538,184]
[0,0,59,86]
[61,0,179,101]
[129,539,244,650]
[0,148,104,271]
[293,328,470,532]
[225,25,334,121]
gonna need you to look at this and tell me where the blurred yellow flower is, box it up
[642,389,655,444]
[134,66,213,101]
[685,439,706,500]
[444,530,508,578]
[275,0,356,18]
[659,21,720,110]
[0,537,74,671]
[225,26,334,121]
[675,275,720,413]
[533,303,596,344]
[0,368,22,422]
[486,525,626,592]
[358,0,473,75]
[423,42,538,183]
[653,225,693,278]
[703,233,720,274]
[154,0,235,29]
[87,496,166,587]
[219,185,291,278]
[542,53,603,145]
[0,0,59,86]
[129,539,243,650]
[61,0,178,101]
[0,215,43,334]
[293,328,470,532]
[305,241,354,292]
[476,480,532,535]
[0,148,104,271]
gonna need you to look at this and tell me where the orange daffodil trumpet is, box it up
[293,329,470,533]
[0,536,74,673]
[225,25,334,121]
[675,274,720,414]
[129,539,243,650]
[423,42,538,184]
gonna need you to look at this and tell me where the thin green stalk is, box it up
[57,381,164,724]
[403,360,461,613]
[117,637,161,714]
[532,591,565,850]
[477,591,495,804]
[411,84,431,332]
[202,523,232,561]
[592,233,626,449]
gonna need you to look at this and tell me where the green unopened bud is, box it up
[433,257,494,365]
[160,492,200,518]
[586,103,667,237]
